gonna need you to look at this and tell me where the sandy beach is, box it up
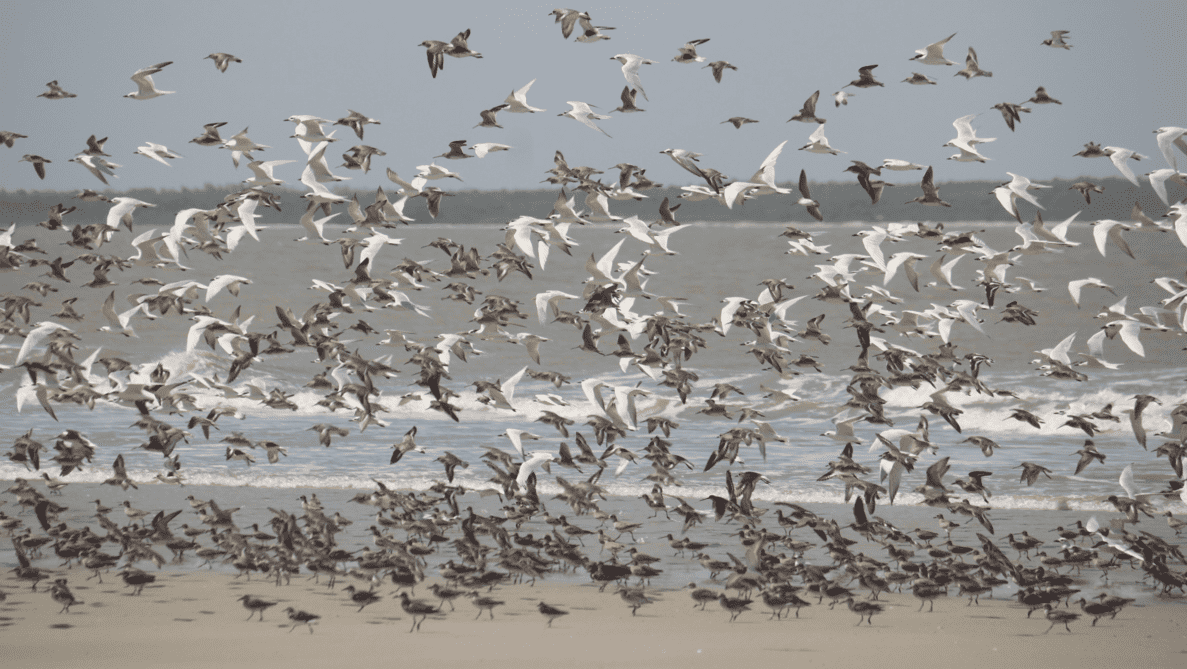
[3,570,1185,669]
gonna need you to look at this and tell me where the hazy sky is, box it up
[1,1,1184,195]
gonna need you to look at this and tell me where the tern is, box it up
[910,33,957,65]
[124,62,174,100]
[799,124,843,155]
[558,101,611,137]
[504,79,545,113]
[133,142,181,166]
[1042,30,1072,49]
[610,54,654,100]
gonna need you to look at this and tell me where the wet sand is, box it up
[3,570,1185,669]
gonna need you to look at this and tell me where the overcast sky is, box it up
[1,1,1183,195]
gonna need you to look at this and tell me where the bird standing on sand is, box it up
[400,592,438,632]
[284,607,320,633]
[538,601,569,627]
[238,595,278,621]
[470,592,505,619]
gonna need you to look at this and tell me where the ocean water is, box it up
[2,217,1184,507]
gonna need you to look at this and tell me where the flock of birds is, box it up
[3,10,1187,638]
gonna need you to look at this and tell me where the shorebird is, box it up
[470,593,505,619]
[617,587,654,615]
[718,594,752,622]
[239,595,278,621]
[343,585,380,612]
[537,601,569,627]
[1025,86,1061,105]
[284,607,320,633]
[902,72,937,85]
[399,592,438,632]
[205,53,242,72]
[796,169,823,222]
[704,60,737,83]
[907,166,950,206]
[550,8,587,39]
[18,154,50,180]
[1043,605,1079,633]
[954,47,992,79]
[38,80,76,99]
[788,90,826,124]
[673,38,710,63]
[844,65,883,88]
[722,117,759,129]
[845,597,884,625]
[124,62,175,100]
[611,86,643,113]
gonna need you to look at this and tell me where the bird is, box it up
[205,53,242,72]
[902,73,937,85]
[954,47,992,79]
[390,426,425,464]
[844,65,883,88]
[787,91,826,124]
[343,585,380,612]
[704,60,737,83]
[673,38,710,63]
[503,79,545,113]
[796,169,823,222]
[537,601,569,627]
[1026,86,1061,105]
[558,101,611,137]
[799,124,843,155]
[37,80,76,99]
[238,595,278,621]
[610,54,654,100]
[124,62,175,100]
[722,117,759,129]
[284,607,320,633]
[911,32,958,65]
[1042,30,1073,49]
[134,142,182,166]
[399,592,438,632]
[18,154,50,180]
[907,166,951,206]
[470,593,505,619]
[611,87,644,113]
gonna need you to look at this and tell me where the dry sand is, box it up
[3,570,1185,668]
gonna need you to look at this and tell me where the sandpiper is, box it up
[238,595,278,621]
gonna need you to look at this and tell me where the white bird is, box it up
[220,128,269,168]
[1146,168,1187,207]
[244,160,296,187]
[945,114,995,155]
[1067,278,1116,308]
[558,101,611,137]
[883,252,928,291]
[69,154,120,184]
[472,143,511,158]
[124,62,174,100]
[610,54,655,101]
[99,291,154,337]
[535,290,580,325]
[910,32,957,66]
[1102,147,1147,187]
[798,124,843,155]
[106,197,155,231]
[881,158,924,171]
[1092,220,1135,259]
[500,428,540,459]
[834,91,853,107]
[516,452,556,490]
[134,142,181,166]
[503,79,545,113]
[205,275,252,302]
[1154,126,1187,170]
[416,163,463,181]
[297,209,338,243]
[1078,329,1121,369]
[15,321,72,366]
[1102,320,1147,357]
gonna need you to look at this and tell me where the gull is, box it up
[1092,220,1134,259]
[134,142,181,166]
[882,158,924,171]
[550,9,587,39]
[611,87,643,113]
[1067,278,1116,308]
[788,90,826,123]
[799,124,843,155]
[704,60,737,83]
[38,80,76,99]
[1025,86,1061,105]
[124,62,174,100]
[1042,30,1072,49]
[796,169,823,222]
[558,101,611,137]
[69,154,119,184]
[1103,147,1147,187]
[610,54,654,100]
[722,117,758,129]
[954,47,992,79]
[902,72,937,85]
[843,65,883,88]
[19,154,50,180]
[220,128,269,168]
[911,33,957,65]
[673,38,710,63]
[907,166,950,206]
[334,110,381,139]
